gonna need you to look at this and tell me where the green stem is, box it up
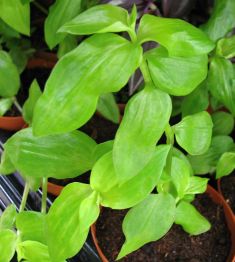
[165,124,174,145]
[19,183,30,212]
[41,178,48,214]
[139,58,152,84]
[12,97,23,114]
[128,29,137,43]
[33,1,48,15]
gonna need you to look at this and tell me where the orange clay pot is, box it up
[0,116,26,131]
[91,185,235,262]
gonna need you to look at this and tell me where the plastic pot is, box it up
[91,185,235,262]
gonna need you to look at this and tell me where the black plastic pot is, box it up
[0,131,101,262]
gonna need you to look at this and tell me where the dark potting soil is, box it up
[95,194,231,262]
[80,114,119,143]
[220,173,235,213]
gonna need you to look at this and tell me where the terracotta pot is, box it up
[217,179,235,218]
[0,116,26,131]
[91,185,235,262]
[27,51,57,69]
[47,181,63,196]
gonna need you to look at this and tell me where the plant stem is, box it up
[19,183,30,212]
[33,1,48,15]
[128,29,137,43]
[139,58,152,84]
[165,124,174,145]
[41,178,48,214]
[12,97,23,114]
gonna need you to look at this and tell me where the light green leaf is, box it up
[0,149,15,174]
[188,136,235,175]
[216,35,235,59]
[0,204,16,230]
[0,229,17,262]
[181,83,209,117]
[91,140,113,165]
[185,177,208,194]
[33,33,142,136]
[113,85,171,184]
[146,47,208,96]
[57,35,77,59]
[1,128,97,179]
[23,79,42,125]
[91,145,170,209]
[16,211,46,244]
[0,0,30,35]
[207,57,235,116]
[0,50,20,97]
[118,193,175,259]
[17,241,52,262]
[212,111,234,136]
[174,111,213,155]
[45,0,83,49]
[47,183,98,261]
[175,201,211,235]
[216,152,235,179]
[97,93,120,124]
[0,98,13,116]
[172,148,194,176]
[171,157,190,199]
[200,0,235,42]
[138,14,214,56]
[59,4,130,35]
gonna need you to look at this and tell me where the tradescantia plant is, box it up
[0,3,217,261]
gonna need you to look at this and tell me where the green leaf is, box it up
[181,83,209,117]
[0,18,20,38]
[0,204,16,230]
[113,85,171,184]
[47,183,99,261]
[175,201,211,235]
[91,145,170,209]
[16,211,46,244]
[174,111,213,155]
[23,79,42,124]
[97,93,120,124]
[137,14,214,57]
[91,140,113,165]
[17,241,52,262]
[0,229,17,262]
[171,157,190,199]
[59,4,130,35]
[2,128,97,179]
[188,136,235,175]
[212,111,234,136]
[216,35,235,59]
[207,57,235,116]
[0,149,15,174]
[200,0,235,42]
[45,0,83,49]
[185,176,208,194]
[146,47,208,96]
[0,50,20,97]
[33,33,142,136]
[118,193,175,259]
[216,152,235,179]
[0,0,30,35]
[172,148,194,176]
[57,35,77,59]
[0,98,13,116]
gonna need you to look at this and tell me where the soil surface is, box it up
[80,114,119,143]
[220,173,235,213]
[95,194,231,262]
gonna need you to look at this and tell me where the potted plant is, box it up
[0,1,235,261]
